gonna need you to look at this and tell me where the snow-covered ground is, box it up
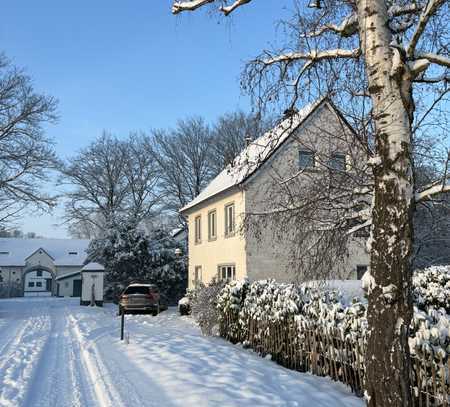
[0,298,364,407]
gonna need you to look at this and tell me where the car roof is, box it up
[127,283,157,287]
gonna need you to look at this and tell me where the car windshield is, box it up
[124,286,149,295]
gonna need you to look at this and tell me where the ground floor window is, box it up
[218,265,236,281]
[356,265,368,280]
[194,266,202,287]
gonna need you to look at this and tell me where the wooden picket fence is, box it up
[219,311,450,406]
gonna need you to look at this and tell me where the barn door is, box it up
[73,280,82,297]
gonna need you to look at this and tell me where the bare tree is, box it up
[150,117,214,220]
[60,132,162,237]
[60,133,130,236]
[122,133,161,222]
[210,111,271,175]
[0,54,58,226]
[166,1,449,404]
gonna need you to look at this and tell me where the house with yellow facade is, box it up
[180,98,369,289]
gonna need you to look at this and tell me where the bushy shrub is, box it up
[191,279,226,336]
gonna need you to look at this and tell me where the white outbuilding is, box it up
[80,262,105,306]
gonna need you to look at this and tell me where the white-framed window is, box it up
[194,215,202,244]
[36,270,42,277]
[299,150,315,169]
[218,265,236,281]
[208,210,217,241]
[28,282,35,288]
[224,203,235,236]
[330,152,346,172]
[194,266,202,287]
[36,282,42,287]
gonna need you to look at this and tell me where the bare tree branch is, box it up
[407,0,446,58]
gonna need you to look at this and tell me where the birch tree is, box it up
[166,1,449,405]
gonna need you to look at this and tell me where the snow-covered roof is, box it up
[0,238,90,267]
[81,262,105,272]
[56,270,81,281]
[180,97,327,213]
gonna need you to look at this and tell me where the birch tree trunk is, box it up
[357,1,414,405]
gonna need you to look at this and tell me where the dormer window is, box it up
[0,251,9,255]
[299,150,315,169]
[68,251,78,255]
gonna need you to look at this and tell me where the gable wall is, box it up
[25,250,55,271]
[244,103,370,282]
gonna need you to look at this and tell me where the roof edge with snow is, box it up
[180,97,350,214]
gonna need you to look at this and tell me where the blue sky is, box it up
[1,0,293,238]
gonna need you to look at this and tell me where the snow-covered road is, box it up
[0,298,364,407]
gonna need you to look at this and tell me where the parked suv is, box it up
[118,283,161,315]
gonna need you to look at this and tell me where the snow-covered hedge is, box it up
[413,265,450,313]
[217,266,450,363]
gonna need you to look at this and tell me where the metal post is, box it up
[120,308,125,341]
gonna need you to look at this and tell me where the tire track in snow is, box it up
[68,312,159,407]
[22,303,96,407]
[0,311,51,407]
[67,314,126,407]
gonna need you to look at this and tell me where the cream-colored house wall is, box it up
[185,188,246,288]
[244,103,370,282]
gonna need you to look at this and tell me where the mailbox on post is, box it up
[80,262,105,307]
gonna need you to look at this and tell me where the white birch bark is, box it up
[356,0,414,405]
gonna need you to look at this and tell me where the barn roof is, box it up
[0,238,90,267]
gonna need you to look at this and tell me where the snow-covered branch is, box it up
[415,177,450,203]
[220,0,252,16]
[172,0,214,14]
[417,53,450,68]
[414,73,450,83]
[304,4,422,39]
[303,15,358,38]
[261,48,360,66]
[172,0,253,15]
[407,0,446,58]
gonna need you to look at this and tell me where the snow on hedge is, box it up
[217,266,450,362]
